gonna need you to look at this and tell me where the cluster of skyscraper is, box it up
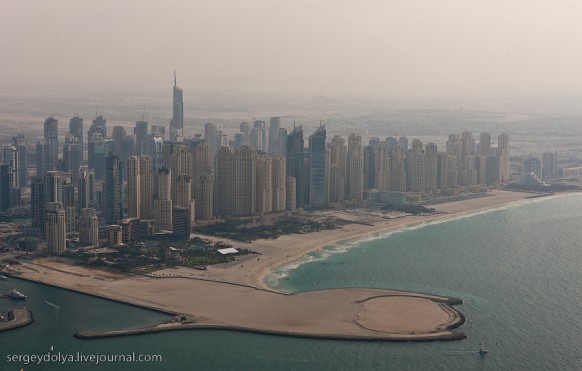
[2,76,513,256]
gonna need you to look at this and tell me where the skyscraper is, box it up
[69,115,84,160]
[0,165,10,212]
[205,122,218,159]
[286,125,304,208]
[437,152,449,189]
[112,126,126,156]
[170,72,184,140]
[154,166,173,231]
[498,133,510,183]
[127,156,141,218]
[268,117,281,155]
[407,139,425,193]
[193,173,213,220]
[12,134,27,187]
[45,202,66,255]
[542,152,558,178]
[271,155,286,212]
[308,125,327,208]
[104,152,122,225]
[44,117,58,171]
[78,169,90,214]
[2,144,20,207]
[256,156,273,214]
[390,144,406,192]
[88,132,106,180]
[329,135,346,202]
[89,114,107,142]
[174,175,195,225]
[31,177,45,235]
[373,141,390,191]
[424,143,438,191]
[139,156,154,220]
[35,141,47,178]
[479,132,491,156]
[134,121,148,156]
[63,135,81,181]
[172,207,191,239]
[347,133,364,200]
[78,208,99,247]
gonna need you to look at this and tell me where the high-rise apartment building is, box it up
[479,132,491,156]
[78,169,90,214]
[63,135,81,181]
[69,115,84,160]
[407,139,425,193]
[104,152,122,225]
[2,144,20,207]
[374,141,390,191]
[88,132,106,180]
[193,173,213,220]
[308,126,327,208]
[256,156,273,214]
[286,125,304,208]
[347,133,364,200]
[329,135,346,202]
[542,151,558,178]
[498,133,510,183]
[78,208,99,247]
[88,115,107,144]
[424,143,438,191]
[45,202,66,255]
[44,117,58,171]
[154,166,173,231]
[271,155,286,212]
[12,135,27,187]
[268,117,281,155]
[205,122,218,159]
[134,121,148,156]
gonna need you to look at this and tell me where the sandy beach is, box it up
[174,189,540,290]
[4,190,546,341]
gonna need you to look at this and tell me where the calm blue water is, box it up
[2,194,582,370]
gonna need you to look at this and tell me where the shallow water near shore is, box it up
[2,194,582,370]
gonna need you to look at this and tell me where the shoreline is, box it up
[251,190,568,291]
[3,190,572,342]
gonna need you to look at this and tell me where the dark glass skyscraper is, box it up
[286,125,304,209]
[308,125,326,208]
[104,151,123,224]
[170,72,184,140]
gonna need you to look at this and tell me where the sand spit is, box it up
[6,190,560,341]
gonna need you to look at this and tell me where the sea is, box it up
[2,194,582,370]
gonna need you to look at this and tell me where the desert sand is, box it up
[7,190,543,341]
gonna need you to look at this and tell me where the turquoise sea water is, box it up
[2,194,582,370]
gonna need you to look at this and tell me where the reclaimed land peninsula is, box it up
[5,190,543,341]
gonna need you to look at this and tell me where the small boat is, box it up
[44,300,60,309]
[5,288,26,300]
[0,274,6,280]
[479,340,488,354]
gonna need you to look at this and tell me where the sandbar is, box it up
[5,190,552,341]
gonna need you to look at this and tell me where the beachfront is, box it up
[4,190,539,341]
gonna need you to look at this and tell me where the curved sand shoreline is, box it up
[250,190,554,291]
[4,190,563,341]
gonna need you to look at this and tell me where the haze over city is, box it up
[2,1,582,98]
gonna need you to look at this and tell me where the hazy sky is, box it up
[2,1,582,97]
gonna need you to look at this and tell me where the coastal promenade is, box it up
[2,190,543,341]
